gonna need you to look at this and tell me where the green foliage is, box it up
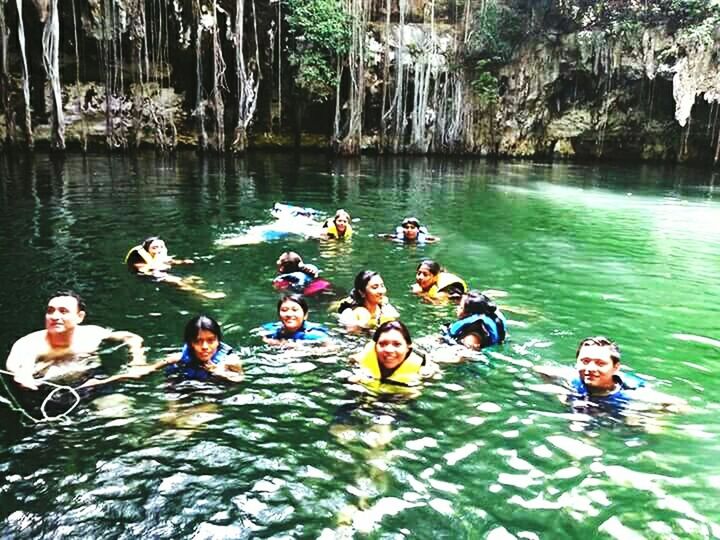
[470,59,499,106]
[285,0,351,102]
[466,1,524,66]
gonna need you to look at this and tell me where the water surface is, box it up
[0,153,719,539]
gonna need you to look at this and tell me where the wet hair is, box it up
[417,259,441,276]
[48,290,86,313]
[277,293,308,315]
[141,236,163,251]
[184,315,223,347]
[333,209,351,224]
[460,290,497,317]
[277,251,303,273]
[338,270,382,312]
[459,290,506,343]
[401,217,421,228]
[576,336,621,365]
[372,320,412,346]
[277,251,318,278]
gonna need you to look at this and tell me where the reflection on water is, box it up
[0,153,719,538]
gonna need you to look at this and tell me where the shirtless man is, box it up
[5,290,145,390]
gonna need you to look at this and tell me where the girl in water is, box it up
[443,290,507,350]
[125,236,193,276]
[350,321,438,387]
[273,251,332,296]
[338,270,400,329]
[260,294,331,344]
[381,217,438,244]
[412,259,467,301]
[125,237,225,299]
[322,209,353,239]
[165,315,244,382]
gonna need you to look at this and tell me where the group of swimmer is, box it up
[3,204,686,415]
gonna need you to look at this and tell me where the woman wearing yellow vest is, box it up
[124,236,225,299]
[338,270,400,330]
[350,321,438,387]
[322,209,353,239]
[412,259,467,302]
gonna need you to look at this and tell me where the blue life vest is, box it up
[569,372,646,407]
[261,321,330,341]
[166,342,234,381]
[445,312,507,347]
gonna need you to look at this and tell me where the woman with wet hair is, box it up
[338,270,399,329]
[260,294,331,343]
[350,320,438,387]
[322,209,353,239]
[164,315,244,382]
[412,259,467,301]
[380,217,438,244]
[443,290,507,350]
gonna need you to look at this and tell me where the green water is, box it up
[1,153,719,539]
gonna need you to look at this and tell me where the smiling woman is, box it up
[260,294,331,344]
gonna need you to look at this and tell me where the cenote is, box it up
[0,152,719,539]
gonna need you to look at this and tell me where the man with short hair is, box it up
[5,290,145,390]
[534,336,686,408]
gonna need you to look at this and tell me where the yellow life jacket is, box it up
[357,342,426,387]
[124,245,154,266]
[325,221,353,239]
[426,272,467,298]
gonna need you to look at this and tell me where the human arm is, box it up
[78,358,174,389]
[206,354,245,383]
[5,333,43,390]
[104,330,146,365]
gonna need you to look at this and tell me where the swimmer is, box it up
[443,290,507,350]
[217,204,324,246]
[338,270,400,330]
[164,315,244,382]
[5,290,145,390]
[349,321,438,387]
[534,336,687,409]
[322,209,353,239]
[380,217,438,244]
[125,236,225,299]
[125,236,193,276]
[412,259,467,302]
[273,251,332,296]
[260,294,331,344]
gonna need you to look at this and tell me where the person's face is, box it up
[575,344,619,391]
[279,300,306,332]
[45,296,85,335]
[416,266,436,290]
[376,329,411,371]
[334,215,349,232]
[402,222,419,241]
[363,275,387,306]
[191,329,220,363]
[456,295,469,318]
[147,239,167,258]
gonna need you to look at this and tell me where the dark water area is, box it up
[0,153,719,539]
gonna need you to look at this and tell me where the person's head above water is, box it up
[400,217,422,241]
[141,236,168,259]
[372,320,413,371]
[457,290,497,319]
[415,259,441,291]
[350,270,386,307]
[277,294,309,332]
[184,315,223,364]
[575,336,621,393]
[277,251,303,273]
[333,209,351,233]
[45,290,87,336]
